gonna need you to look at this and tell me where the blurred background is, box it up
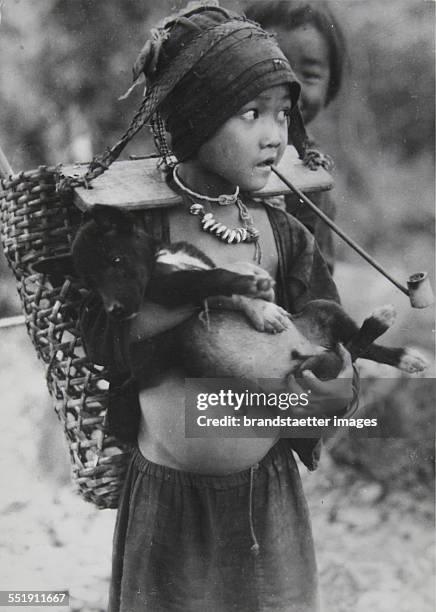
[0,1,434,611]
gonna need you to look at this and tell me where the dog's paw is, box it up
[398,348,428,374]
[242,299,290,333]
[226,274,272,300]
[246,266,275,301]
[226,273,256,295]
[223,262,275,300]
[370,304,397,329]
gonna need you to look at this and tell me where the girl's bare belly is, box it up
[137,368,279,474]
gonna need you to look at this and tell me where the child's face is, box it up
[193,84,291,192]
[270,24,330,124]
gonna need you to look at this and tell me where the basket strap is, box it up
[57,94,152,192]
[57,21,270,193]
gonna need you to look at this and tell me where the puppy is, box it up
[67,206,427,383]
[70,206,274,319]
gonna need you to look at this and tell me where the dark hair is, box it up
[244,0,346,104]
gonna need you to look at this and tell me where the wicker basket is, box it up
[0,165,131,509]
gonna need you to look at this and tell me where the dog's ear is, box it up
[91,204,135,232]
[31,254,77,285]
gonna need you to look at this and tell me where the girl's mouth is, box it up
[255,158,275,169]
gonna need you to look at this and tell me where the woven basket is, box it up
[0,166,131,509]
[0,72,194,510]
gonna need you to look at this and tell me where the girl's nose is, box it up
[260,118,284,149]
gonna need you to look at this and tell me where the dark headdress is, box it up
[131,1,301,161]
[67,2,310,188]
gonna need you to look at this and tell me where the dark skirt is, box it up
[109,440,319,612]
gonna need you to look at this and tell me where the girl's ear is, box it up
[91,204,135,232]
[287,105,311,160]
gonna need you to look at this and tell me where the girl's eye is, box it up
[301,71,322,82]
[277,109,291,124]
[240,109,258,121]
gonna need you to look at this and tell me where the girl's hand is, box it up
[288,345,354,417]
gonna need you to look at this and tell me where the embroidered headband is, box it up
[132,2,301,161]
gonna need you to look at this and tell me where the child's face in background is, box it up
[192,84,290,192]
[270,24,330,124]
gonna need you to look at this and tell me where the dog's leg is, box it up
[346,305,396,360]
[346,305,427,373]
[147,268,272,306]
[207,295,291,334]
[360,344,428,373]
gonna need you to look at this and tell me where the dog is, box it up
[70,206,275,319]
[57,205,426,386]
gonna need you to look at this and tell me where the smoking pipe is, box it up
[271,166,433,309]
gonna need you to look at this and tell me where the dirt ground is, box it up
[0,324,434,612]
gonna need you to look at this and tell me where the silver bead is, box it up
[228,230,237,243]
[222,228,231,241]
[218,194,236,206]
[203,212,214,221]
[189,203,204,216]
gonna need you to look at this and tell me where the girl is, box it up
[80,4,358,611]
[245,0,347,273]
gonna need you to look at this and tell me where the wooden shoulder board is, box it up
[66,146,333,212]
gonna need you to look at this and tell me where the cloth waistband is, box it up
[131,439,290,490]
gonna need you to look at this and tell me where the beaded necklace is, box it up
[173,165,239,205]
[172,166,262,262]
